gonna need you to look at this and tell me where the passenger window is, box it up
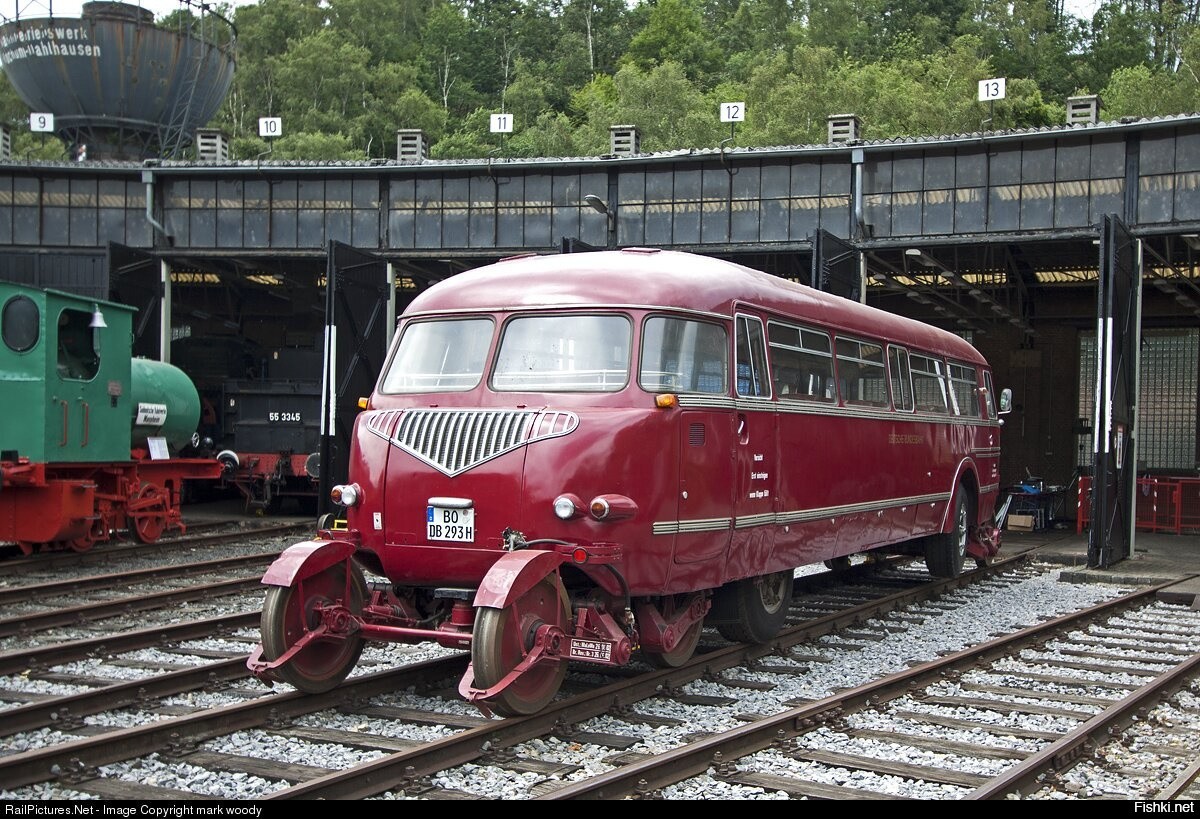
[835,337,888,407]
[56,308,99,381]
[640,316,727,394]
[735,315,771,398]
[948,362,982,417]
[768,321,835,402]
[910,353,949,413]
[888,346,914,412]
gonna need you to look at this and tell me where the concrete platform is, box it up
[1000,527,1200,607]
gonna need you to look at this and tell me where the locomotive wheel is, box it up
[925,487,972,578]
[472,574,570,717]
[641,594,703,669]
[712,569,793,644]
[67,534,96,553]
[131,483,168,544]
[261,561,366,693]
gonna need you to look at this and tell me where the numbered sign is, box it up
[720,102,746,123]
[258,117,282,138]
[977,78,1006,102]
[29,112,54,133]
[490,113,513,134]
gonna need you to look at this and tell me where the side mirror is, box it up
[999,388,1013,415]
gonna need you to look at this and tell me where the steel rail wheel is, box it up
[131,483,168,544]
[260,561,366,693]
[712,568,793,644]
[472,573,570,717]
[641,594,703,669]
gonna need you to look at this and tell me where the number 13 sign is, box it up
[978,78,1006,102]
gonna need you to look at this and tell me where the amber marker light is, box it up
[655,394,678,409]
[589,496,611,519]
[357,397,369,409]
[331,483,361,507]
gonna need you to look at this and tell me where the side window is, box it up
[2,295,39,353]
[735,314,771,398]
[767,321,835,402]
[835,336,888,407]
[948,362,982,417]
[983,370,997,419]
[910,353,949,413]
[639,316,727,394]
[888,346,914,412]
[56,308,99,381]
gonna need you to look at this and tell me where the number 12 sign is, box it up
[720,102,746,123]
[978,78,1006,102]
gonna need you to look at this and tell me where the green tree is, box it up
[621,0,723,82]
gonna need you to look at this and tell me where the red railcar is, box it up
[248,249,1007,716]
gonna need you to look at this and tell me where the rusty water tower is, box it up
[0,1,236,159]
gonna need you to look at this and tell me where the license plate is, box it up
[426,505,475,542]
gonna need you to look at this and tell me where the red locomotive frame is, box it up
[248,249,1006,716]
[0,453,222,552]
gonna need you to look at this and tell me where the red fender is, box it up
[473,549,567,610]
[260,539,357,587]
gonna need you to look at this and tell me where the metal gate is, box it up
[811,229,861,301]
[319,241,392,516]
[108,242,164,360]
[1088,214,1142,569]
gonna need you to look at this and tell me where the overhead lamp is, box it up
[583,193,616,241]
[1182,234,1200,250]
[905,248,936,267]
[584,194,609,215]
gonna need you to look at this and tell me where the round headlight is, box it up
[553,495,578,520]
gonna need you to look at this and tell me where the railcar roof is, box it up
[405,249,985,365]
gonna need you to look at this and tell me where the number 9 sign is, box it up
[30,113,54,133]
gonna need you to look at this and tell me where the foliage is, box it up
[3,0,1200,160]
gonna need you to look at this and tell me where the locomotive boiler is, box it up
[247,249,1007,717]
[0,282,221,552]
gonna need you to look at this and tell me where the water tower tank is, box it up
[0,1,236,159]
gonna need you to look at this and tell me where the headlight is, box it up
[331,483,360,507]
[553,494,583,520]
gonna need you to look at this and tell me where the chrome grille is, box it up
[375,408,579,476]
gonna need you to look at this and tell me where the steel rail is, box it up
[0,576,266,638]
[0,521,309,575]
[0,611,259,676]
[534,580,1173,800]
[0,654,472,790]
[263,555,1033,799]
[0,554,1029,796]
[0,552,278,607]
[968,650,1200,799]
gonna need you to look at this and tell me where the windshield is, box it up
[379,318,493,393]
[493,314,631,392]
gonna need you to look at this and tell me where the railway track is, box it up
[0,551,1144,800]
[0,520,310,578]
